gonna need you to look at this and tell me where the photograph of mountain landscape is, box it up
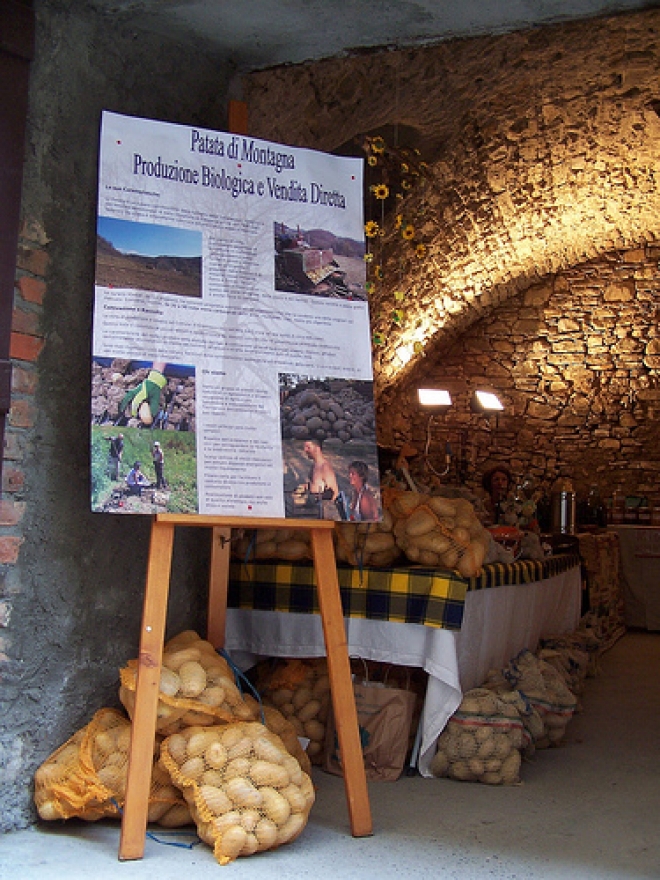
[96,216,203,298]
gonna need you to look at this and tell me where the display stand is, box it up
[118,513,373,861]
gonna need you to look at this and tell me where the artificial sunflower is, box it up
[392,309,404,324]
[371,136,386,154]
[365,281,375,294]
[372,332,385,346]
[365,220,380,238]
[373,265,384,281]
[401,224,415,240]
[413,341,424,354]
[415,243,428,259]
[367,155,378,167]
[394,290,405,302]
[371,183,389,200]
[363,252,374,263]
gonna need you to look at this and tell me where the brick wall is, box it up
[0,220,46,642]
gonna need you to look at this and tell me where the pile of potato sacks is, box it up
[383,490,491,576]
[35,631,315,866]
[430,634,590,785]
[232,490,492,578]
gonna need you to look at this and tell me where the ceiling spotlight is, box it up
[418,388,452,408]
[472,390,504,412]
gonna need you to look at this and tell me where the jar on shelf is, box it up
[550,476,576,535]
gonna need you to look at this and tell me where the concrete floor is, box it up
[1,630,658,880]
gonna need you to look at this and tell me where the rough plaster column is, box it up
[0,1,233,831]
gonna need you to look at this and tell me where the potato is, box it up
[292,687,313,711]
[200,784,233,815]
[405,507,437,537]
[179,756,205,780]
[297,698,322,723]
[412,531,453,555]
[187,729,218,758]
[163,646,201,671]
[159,667,182,697]
[363,532,396,553]
[224,776,263,809]
[275,812,307,845]
[427,496,457,517]
[260,786,291,826]
[254,817,279,849]
[217,824,248,861]
[303,719,325,743]
[198,686,226,707]
[249,760,290,789]
[205,741,228,770]
[178,661,207,698]
[281,783,307,813]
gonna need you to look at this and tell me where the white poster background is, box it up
[92,111,375,517]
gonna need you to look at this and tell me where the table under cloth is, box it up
[224,553,583,776]
[227,552,581,630]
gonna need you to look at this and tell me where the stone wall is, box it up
[387,244,660,507]
[243,6,660,388]
[241,6,660,509]
[0,2,233,831]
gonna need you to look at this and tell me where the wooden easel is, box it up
[118,514,373,861]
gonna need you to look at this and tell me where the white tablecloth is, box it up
[225,565,582,776]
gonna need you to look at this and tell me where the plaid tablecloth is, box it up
[466,553,582,591]
[227,553,581,632]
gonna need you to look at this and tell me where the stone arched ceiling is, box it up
[243,8,660,395]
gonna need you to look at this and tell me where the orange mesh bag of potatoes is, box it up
[241,695,313,777]
[391,492,490,577]
[119,630,258,736]
[34,707,192,827]
[253,658,331,765]
[160,721,315,865]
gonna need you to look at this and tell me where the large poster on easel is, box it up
[90,111,381,521]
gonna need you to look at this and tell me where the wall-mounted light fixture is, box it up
[418,387,452,408]
[471,389,504,413]
[417,388,453,478]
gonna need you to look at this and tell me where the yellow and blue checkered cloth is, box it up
[227,553,581,631]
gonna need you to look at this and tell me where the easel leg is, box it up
[311,528,373,837]
[207,526,231,648]
[119,520,175,860]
